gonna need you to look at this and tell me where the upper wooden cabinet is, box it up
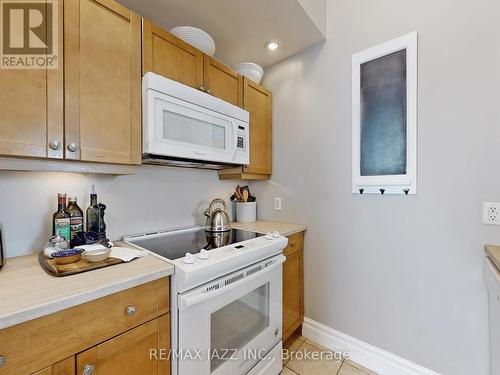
[243,78,272,175]
[142,20,203,89]
[65,0,141,165]
[142,20,243,107]
[203,56,243,107]
[0,0,64,160]
[218,78,272,179]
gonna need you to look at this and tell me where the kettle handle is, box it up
[207,198,228,214]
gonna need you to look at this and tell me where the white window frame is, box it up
[352,31,418,195]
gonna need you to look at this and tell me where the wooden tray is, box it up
[38,252,124,277]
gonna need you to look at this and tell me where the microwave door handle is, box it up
[178,255,285,311]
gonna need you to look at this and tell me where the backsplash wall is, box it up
[0,166,235,258]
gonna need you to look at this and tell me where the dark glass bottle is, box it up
[67,197,84,246]
[86,185,100,234]
[53,193,71,241]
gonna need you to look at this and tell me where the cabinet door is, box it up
[0,0,63,159]
[143,20,203,90]
[203,56,243,107]
[76,318,161,375]
[65,0,141,165]
[31,357,75,375]
[283,250,304,341]
[243,78,272,175]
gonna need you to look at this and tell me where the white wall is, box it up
[0,166,234,258]
[250,0,500,374]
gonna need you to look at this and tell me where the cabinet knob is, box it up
[290,242,296,248]
[67,143,78,152]
[198,86,207,92]
[83,364,96,375]
[49,140,61,150]
[126,305,137,316]
[0,356,6,368]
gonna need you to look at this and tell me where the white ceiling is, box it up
[117,0,326,69]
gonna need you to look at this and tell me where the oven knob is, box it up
[198,249,209,260]
[265,233,274,240]
[272,231,280,238]
[183,252,195,264]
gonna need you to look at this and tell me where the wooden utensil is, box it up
[242,190,249,202]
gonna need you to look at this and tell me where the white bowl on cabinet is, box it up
[170,26,216,56]
[233,63,264,84]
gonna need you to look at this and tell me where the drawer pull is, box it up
[290,242,296,248]
[83,364,95,375]
[126,305,137,316]
[0,356,5,368]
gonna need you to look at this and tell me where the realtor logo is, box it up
[1,0,58,69]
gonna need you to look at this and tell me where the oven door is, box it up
[177,255,284,375]
[144,89,242,164]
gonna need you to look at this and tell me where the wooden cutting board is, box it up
[38,252,124,277]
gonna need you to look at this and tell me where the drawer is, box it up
[0,277,169,375]
[283,231,304,256]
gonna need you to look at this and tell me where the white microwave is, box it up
[142,72,249,169]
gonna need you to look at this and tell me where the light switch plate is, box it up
[274,197,282,211]
[483,202,500,225]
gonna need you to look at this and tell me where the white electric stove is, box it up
[123,225,288,375]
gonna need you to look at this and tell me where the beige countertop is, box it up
[486,245,500,270]
[231,220,307,236]
[0,253,174,329]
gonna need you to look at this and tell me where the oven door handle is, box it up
[178,255,285,311]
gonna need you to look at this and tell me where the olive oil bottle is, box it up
[53,193,71,241]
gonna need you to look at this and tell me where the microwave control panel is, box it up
[237,125,247,151]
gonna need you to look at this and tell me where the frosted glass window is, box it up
[163,111,226,150]
[210,284,270,372]
[360,49,407,176]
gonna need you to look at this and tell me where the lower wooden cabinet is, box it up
[1,278,169,375]
[31,357,75,375]
[76,314,169,375]
[282,232,305,341]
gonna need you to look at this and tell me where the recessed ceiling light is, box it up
[266,41,279,50]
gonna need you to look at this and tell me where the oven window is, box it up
[162,110,226,150]
[210,284,270,372]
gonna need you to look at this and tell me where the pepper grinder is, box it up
[97,203,107,240]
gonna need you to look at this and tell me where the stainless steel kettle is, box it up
[204,198,231,232]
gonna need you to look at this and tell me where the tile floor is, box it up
[281,335,378,375]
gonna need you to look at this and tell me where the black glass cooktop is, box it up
[129,227,263,260]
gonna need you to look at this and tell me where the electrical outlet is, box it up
[274,197,282,211]
[483,202,500,225]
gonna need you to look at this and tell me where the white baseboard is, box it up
[302,317,441,375]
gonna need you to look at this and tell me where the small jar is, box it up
[43,235,70,258]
